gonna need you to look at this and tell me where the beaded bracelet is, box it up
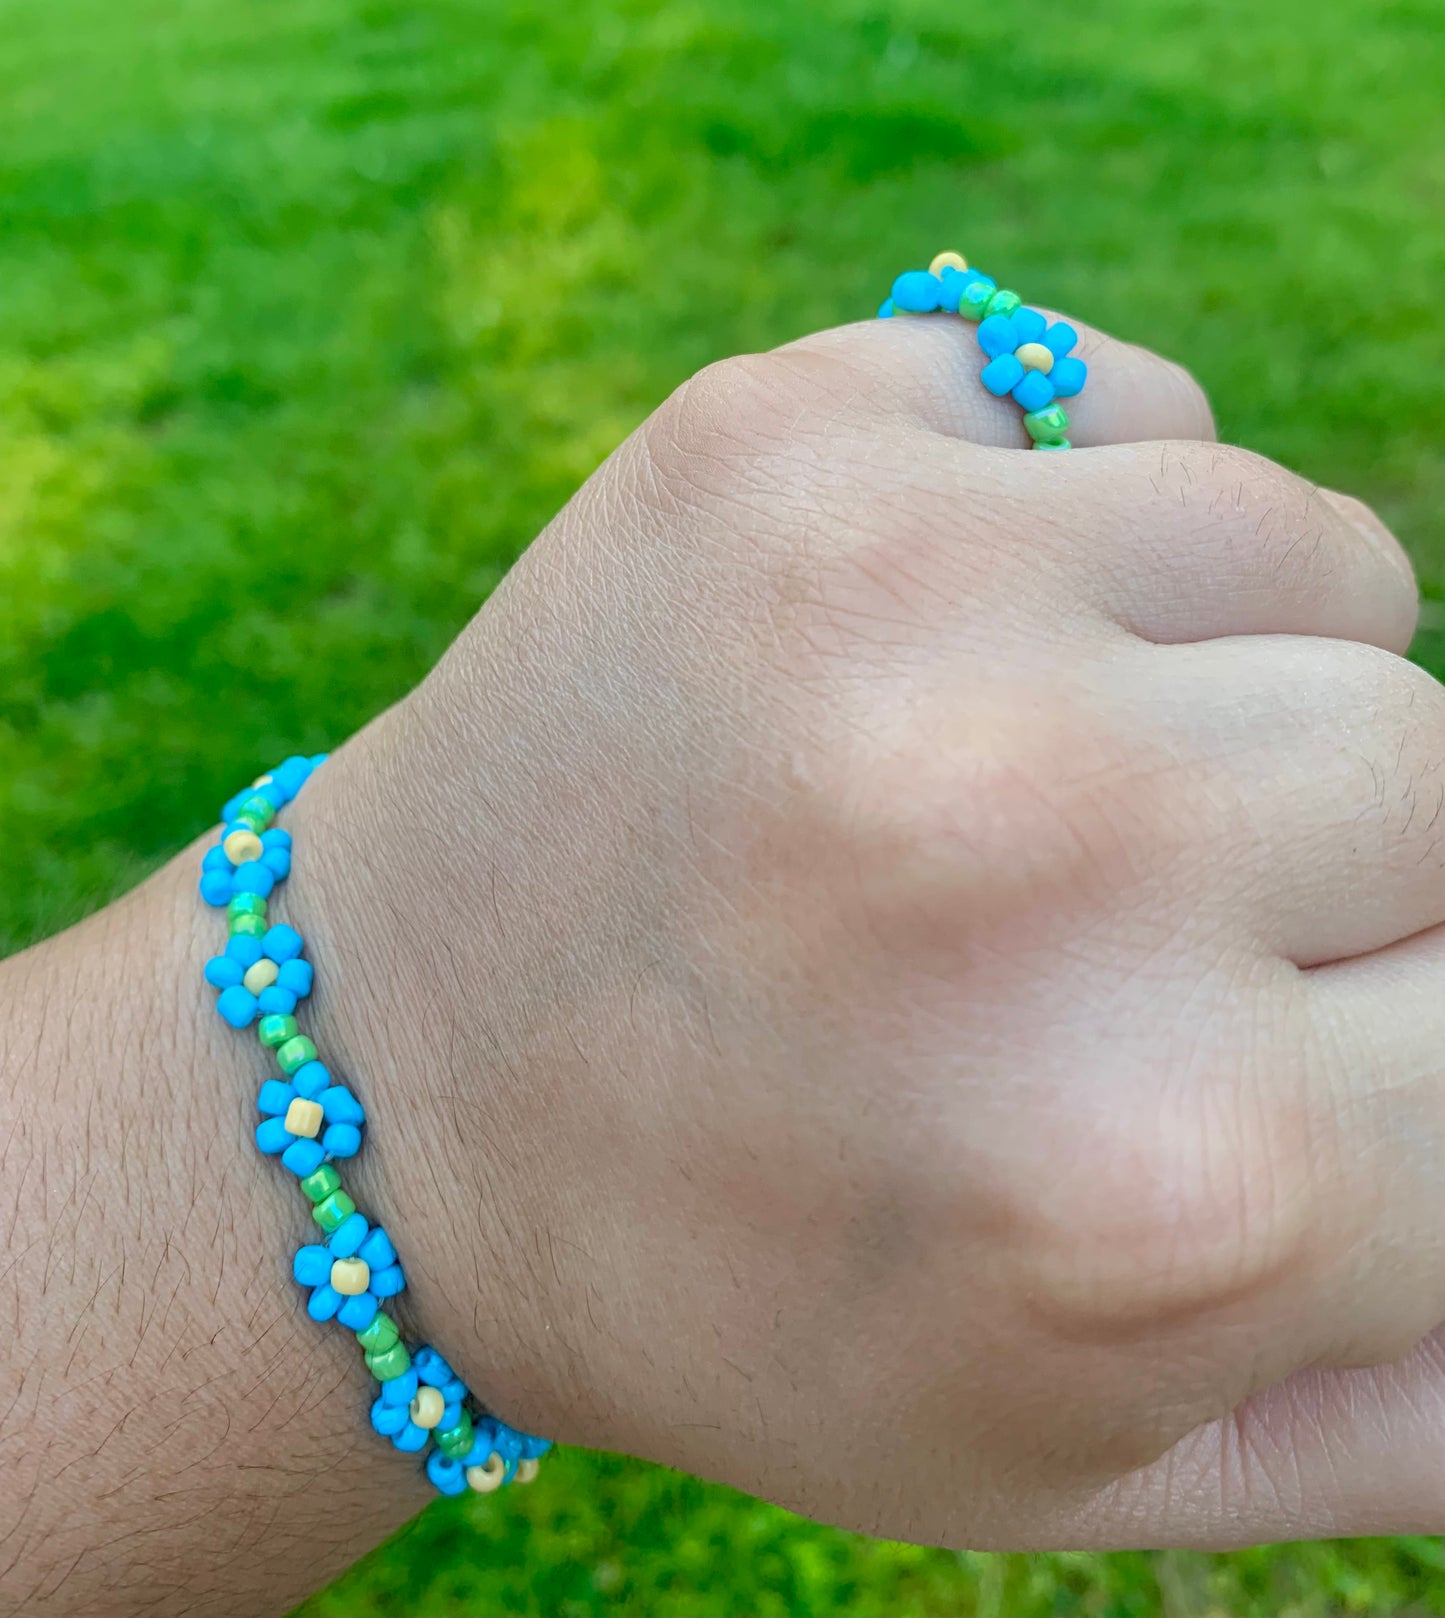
[199,753,552,1496]
[877,249,1088,448]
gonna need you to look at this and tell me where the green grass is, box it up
[2,0,1443,1611]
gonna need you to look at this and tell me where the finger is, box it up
[1021,637,1445,1385]
[775,311,1217,448]
[1297,927,1445,1367]
[1015,440,1418,654]
[1055,1333,1445,1548]
[773,323,1415,654]
[1039,929,1445,1552]
[1103,633,1445,967]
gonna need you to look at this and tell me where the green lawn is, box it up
[2,0,1444,1611]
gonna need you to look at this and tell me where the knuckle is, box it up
[668,351,789,436]
[1173,438,1278,488]
[1157,353,1216,437]
[1112,339,1214,439]
[644,353,794,481]
[1354,635,1445,711]
[1165,443,1404,588]
[1337,643,1445,862]
[1168,441,1316,534]
[636,349,875,535]
[1333,637,1445,756]
[1161,444,1415,623]
[1172,443,1323,554]
[651,349,849,467]
[1014,1057,1323,1343]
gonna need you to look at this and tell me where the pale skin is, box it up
[3,309,1444,1617]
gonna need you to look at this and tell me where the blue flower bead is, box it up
[889,269,945,313]
[294,1220,403,1330]
[370,1387,425,1451]
[199,827,294,906]
[371,1348,470,1455]
[466,1414,553,1470]
[414,1346,467,1401]
[365,1351,554,1478]
[426,1450,469,1495]
[217,754,324,825]
[205,923,314,1026]
[257,1063,366,1167]
[879,266,997,323]
[976,307,1086,411]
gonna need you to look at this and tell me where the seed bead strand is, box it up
[200,754,551,1494]
[877,249,1089,447]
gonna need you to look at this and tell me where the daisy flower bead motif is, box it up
[256,1059,366,1172]
[453,1413,553,1494]
[371,1346,470,1460]
[198,753,323,908]
[204,921,314,1027]
[371,1347,553,1494]
[199,826,293,905]
[976,306,1086,413]
[425,1413,552,1496]
[293,1208,404,1330]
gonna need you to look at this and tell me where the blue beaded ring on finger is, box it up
[877,249,1087,449]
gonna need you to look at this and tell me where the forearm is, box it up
[0,820,431,1616]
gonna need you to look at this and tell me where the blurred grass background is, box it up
[1,0,1443,1611]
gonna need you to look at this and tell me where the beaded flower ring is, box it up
[878,250,1087,449]
[200,754,552,1496]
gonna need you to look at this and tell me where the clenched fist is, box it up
[7,310,1443,1618]
[291,311,1444,1550]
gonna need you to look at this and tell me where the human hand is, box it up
[287,309,1445,1551]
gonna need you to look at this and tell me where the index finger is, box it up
[776,310,1217,449]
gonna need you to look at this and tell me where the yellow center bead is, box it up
[928,250,969,276]
[222,829,264,865]
[1014,342,1055,375]
[243,958,280,994]
[284,1097,324,1138]
[466,1454,506,1494]
[515,1458,541,1484]
[409,1387,445,1429]
[330,1257,371,1295]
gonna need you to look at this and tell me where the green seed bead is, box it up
[230,913,267,940]
[1022,403,1070,443]
[257,1013,298,1049]
[957,279,994,321]
[366,1341,411,1382]
[434,1412,474,1459]
[312,1189,356,1234]
[983,288,1021,319]
[1034,439,1071,450]
[356,1313,400,1353]
[237,794,276,828]
[299,1163,341,1204]
[233,811,268,835]
[277,1034,318,1074]
[228,893,267,920]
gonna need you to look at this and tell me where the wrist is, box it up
[274,694,586,1451]
[0,854,429,1616]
